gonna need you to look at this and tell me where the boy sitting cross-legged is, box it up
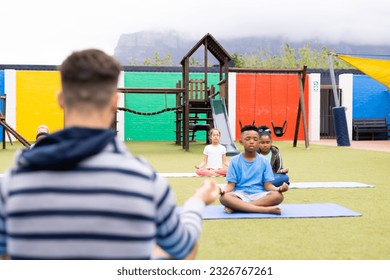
[219,125,288,214]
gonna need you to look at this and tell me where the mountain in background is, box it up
[114,30,390,66]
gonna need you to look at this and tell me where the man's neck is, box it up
[64,108,113,129]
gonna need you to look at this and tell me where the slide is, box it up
[210,99,240,156]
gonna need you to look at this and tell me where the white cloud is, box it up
[1,0,389,64]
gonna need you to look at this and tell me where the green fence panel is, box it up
[123,72,219,141]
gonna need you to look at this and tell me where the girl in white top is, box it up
[195,128,230,176]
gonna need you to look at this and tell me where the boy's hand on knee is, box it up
[278,182,289,193]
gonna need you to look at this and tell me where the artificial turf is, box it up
[1,140,389,259]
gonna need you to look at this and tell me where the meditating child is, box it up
[220,124,288,214]
[195,128,229,176]
[257,128,290,187]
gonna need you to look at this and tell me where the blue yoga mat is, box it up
[199,203,361,220]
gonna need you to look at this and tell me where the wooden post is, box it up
[224,58,229,113]
[1,95,5,149]
[204,40,208,92]
[183,58,190,151]
[175,81,182,145]
[293,66,309,149]
[218,80,226,99]
[293,103,302,147]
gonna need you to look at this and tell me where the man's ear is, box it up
[110,92,119,111]
[57,91,64,108]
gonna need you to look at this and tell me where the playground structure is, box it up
[117,33,309,151]
[1,95,30,149]
[118,33,233,152]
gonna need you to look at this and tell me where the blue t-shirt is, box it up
[226,153,274,194]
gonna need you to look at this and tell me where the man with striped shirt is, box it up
[0,49,219,260]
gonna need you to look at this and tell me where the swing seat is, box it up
[272,120,288,137]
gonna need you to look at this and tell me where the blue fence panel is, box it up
[353,75,390,139]
[353,75,390,120]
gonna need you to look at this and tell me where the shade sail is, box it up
[336,54,390,88]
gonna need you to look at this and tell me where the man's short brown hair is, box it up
[59,49,122,109]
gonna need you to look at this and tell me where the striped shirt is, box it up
[0,128,204,259]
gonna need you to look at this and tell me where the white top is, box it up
[203,144,227,169]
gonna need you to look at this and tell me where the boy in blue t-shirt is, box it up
[220,125,289,214]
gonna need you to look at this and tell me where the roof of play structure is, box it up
[180,33,232,65]
[336,54,390,89]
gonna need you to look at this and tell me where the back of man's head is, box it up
[59,49,122,109]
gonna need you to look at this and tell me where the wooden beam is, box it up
[117,88,184,94]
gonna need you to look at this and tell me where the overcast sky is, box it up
[1,0,389,65]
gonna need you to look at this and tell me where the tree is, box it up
[127,51,174,66]
[231,42,351,69]
[143,51,173,66]
[189,57,203,67]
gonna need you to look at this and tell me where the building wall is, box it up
[339,74,354,140]
[352,75,390,122]
[16,71,63,141]
[1,66,388,144]
[123,72,220,141]
[308,73,321,141]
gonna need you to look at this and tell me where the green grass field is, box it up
[1,140,389,260]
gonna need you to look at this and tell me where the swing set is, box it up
[230,66,309,148]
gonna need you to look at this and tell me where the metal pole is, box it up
[328,53,340,107]
[328,53,350,146]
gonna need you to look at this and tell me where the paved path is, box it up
[311,139,390,153]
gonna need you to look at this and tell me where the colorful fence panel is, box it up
[235,73,309,140]
[353,75,390,122]
[16,71,63,141]
[123,72,219,141]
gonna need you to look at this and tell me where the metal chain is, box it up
[117,105,183,116]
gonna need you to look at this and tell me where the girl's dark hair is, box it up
[259,131,272,139]
[257,125,271,134]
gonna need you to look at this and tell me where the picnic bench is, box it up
[353,118,390,140]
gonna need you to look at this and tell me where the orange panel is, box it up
[235,73,309,141]
[236,73,256,138]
